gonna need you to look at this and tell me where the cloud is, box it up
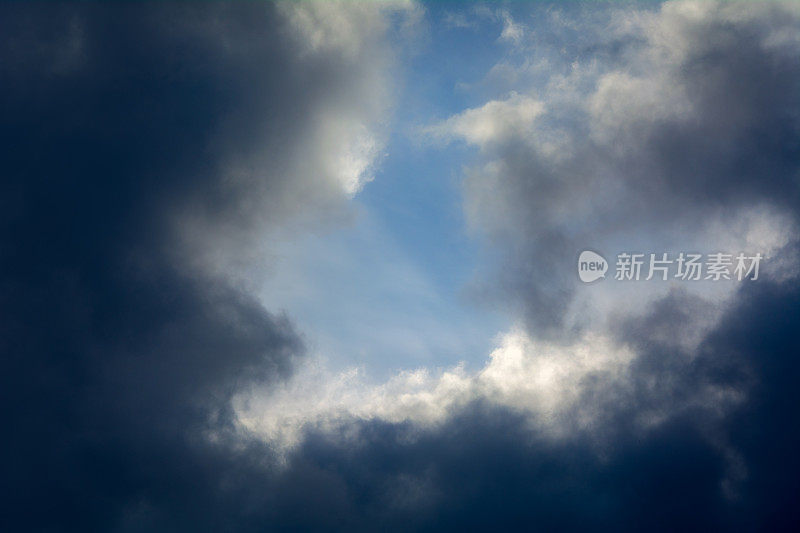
[426,0,800,336]
[3,1,800,531]
[237,2,800,529]
[232,276,800,531]
[236,329,636,450]
[0,2,416,530]
[499,11,526,45]
[424,93,544,147]
[170,2,420,280]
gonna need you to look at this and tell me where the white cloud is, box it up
[236,318,750,454]
[316,117,382,196]
[235,329,636,450]
[280,0,421,59]
[425,93,544,148]
[277,1,421,196]
[499,11,525,44]
[175,1,420,280]
[588,70,692,150]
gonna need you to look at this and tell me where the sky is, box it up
[1,1,800,531]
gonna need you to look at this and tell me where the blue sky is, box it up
[253,1,664,378]
[256,4,522,377]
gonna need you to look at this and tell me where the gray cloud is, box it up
[433,1,800,335]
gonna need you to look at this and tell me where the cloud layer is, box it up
[240,2,800,529]
[2,1,800,531]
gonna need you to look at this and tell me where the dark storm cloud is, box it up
[596,3,800,209]
[279,406,731,531]
[0,2,389,530]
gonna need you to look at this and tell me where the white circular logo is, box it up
[578,250,608,283]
